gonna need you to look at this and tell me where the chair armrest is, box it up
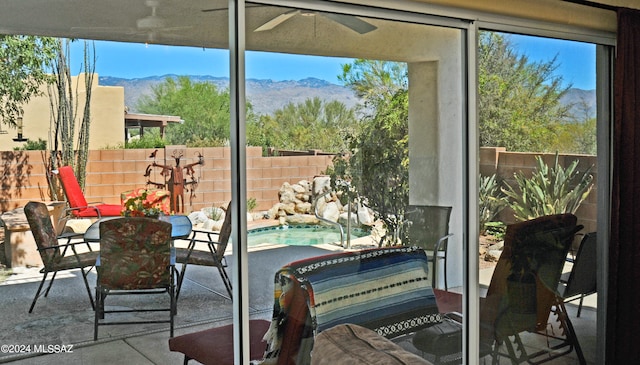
[434,233,454,255]
[58,231,84,240]
[444,311,463,323]
[183,228,225,262]
[64,205,103,218]
[189,228,224,248]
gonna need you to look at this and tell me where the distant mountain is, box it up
[99,75,595,120]
[561,88,596,120]
[99,75,361,116]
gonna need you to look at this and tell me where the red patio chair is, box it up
[56,165,122,218]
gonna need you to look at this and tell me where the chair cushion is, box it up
[74,203,123,218]
[50,252,99,271]
[174,247,218,266]
[168,319,270,365]
[311,323,433,365]
[412,318,462,358]
[58,166,88,208]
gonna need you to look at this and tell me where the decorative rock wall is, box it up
[266,176,375,227]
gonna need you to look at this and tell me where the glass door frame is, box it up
[228,1,615,363]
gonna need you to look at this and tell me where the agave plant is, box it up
[502,153,593,221]
[479,174,508,234]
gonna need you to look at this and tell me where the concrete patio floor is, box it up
[0,242,597,365]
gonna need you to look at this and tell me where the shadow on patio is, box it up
[0,242,597,365]
[0,242,342,364]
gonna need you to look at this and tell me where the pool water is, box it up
[247,225,370,246]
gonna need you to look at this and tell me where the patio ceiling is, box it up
[0,1,619,61]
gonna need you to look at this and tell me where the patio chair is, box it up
[55,165,122,218]
[558,232,597,318]
[405,205,454,289]
[24,201,98,313]
[412,214,585,365]
[94,217,176,340]
[175,202,233,299]
[169,246,440,365]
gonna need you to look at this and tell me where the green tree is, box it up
[247,97,357,153]
[338,59,407,109]
[478,32,572,152]
[332,59,410,245]
[136,76,233,146]
[332,89,409,246]
[552,96,597,154]
[0,35,59,128]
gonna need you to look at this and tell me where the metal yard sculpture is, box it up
[145,150,204,213]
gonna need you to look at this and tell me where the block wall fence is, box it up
[0,146,333,214]
[1,146,597,231]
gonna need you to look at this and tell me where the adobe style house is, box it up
[0,74,183,150]
[0,74,125,150]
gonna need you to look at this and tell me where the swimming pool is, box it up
[247,224,370,247]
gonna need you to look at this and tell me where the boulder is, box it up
[322,201,341,222]
[189,211,210,225]
[280,202,297,215]
[266,204,281,219]
[313,176,331,196]
[314,197,327,215]
[292,183,308,194]
[297,180,312,193]
[279,182,298,204]
[296,202,312,214]
[357,204,375,225]
[338,212,359,226]
[202,219,222,231]
[286,214,320,225]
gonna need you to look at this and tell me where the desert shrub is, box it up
[479,174,508,234]
[502,153,593,221]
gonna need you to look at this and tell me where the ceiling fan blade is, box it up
[202,4,263,13]
[254,9,300,32]
[322,13,377,34]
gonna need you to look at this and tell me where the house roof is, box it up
[124,113,183,129]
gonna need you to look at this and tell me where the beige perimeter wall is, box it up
[0,146,333,215]
[1,146,597,231]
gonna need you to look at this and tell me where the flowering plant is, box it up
[121,188,171,217]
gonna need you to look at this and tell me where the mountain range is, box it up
[99,75,361,116]
[99,75,595,119]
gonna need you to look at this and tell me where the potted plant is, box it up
[121,188,171,218]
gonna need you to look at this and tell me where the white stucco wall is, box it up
[408,27,464,289]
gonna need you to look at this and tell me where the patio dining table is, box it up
[83,215,192,243]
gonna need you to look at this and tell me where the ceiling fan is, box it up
[72,0,190,43]
[202,6,377,34]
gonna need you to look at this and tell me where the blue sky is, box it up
[70,33,596,89]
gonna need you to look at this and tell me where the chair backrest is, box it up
[24,201,61,266]
[405,205,452,251]
[215,202,232,262]
[482,214,582,338]
[57,165,88,209]
[263,247,440,365]
[562,232,597,298]
[98,217,172,290]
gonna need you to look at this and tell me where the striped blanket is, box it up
[258,246,441,365]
